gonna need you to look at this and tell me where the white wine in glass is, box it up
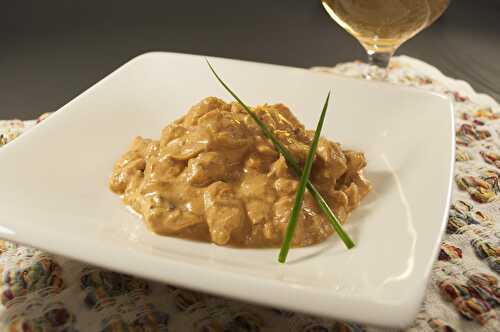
[322,0,449,73]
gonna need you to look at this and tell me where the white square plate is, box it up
[0,52,454,328]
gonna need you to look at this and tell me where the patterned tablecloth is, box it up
[0,56,498,332]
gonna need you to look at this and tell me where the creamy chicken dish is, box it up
[109,97,370,247]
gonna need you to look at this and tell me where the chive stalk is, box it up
[279,92,330,263]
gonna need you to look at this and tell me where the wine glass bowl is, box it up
[322,0,450,74]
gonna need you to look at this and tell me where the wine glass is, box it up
[322,0,450,78]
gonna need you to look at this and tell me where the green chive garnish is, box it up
[279,92,330,263]
[206,60,355,256]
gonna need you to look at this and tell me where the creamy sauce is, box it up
[109,97,371,247]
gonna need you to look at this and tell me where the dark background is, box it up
[1,0,499,120]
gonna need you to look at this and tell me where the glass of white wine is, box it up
[322,0,450,78]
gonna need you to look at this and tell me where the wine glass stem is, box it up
[367,50,392,69]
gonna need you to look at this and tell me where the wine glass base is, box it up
[365,51,393,80]
[364,65,388,80]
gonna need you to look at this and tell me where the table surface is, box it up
[1,0,499,120]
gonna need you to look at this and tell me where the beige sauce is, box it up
[109,97,371,247]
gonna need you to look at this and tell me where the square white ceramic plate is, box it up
[0,52,454,328]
